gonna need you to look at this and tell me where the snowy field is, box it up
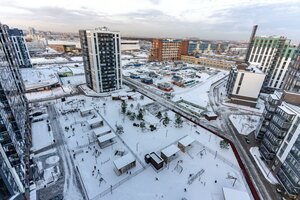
[60,75,85,86]
[229,115,261,135]
[53,93,253,200]
[31,115,54,152]
[26,85,75,102]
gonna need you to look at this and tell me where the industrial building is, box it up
[79,27,122,93]
[0,23,30,200]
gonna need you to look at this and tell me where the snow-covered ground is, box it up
[26,85,75,102]
[31,119,54,152]
[53,93,253,200]
[70,56,83,62]
[31,57,68,64]
[229,115,261,135]
[249,147,279,185]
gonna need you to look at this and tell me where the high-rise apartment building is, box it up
[247,36,297,91]
[6,26,32,68]
[283,45,300,93]
[0,23,30,199]
[79,27,122,93]
[258,91,300,196]
[149,39,188,61]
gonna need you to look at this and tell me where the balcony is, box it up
[265,102,276,112]
[281,164,300,187]
[262,138,278,154]
[259,144,275,162]
[277,170,300,195]
[272,115,292,130]
[265,131,281,146]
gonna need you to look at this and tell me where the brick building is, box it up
[149,39,188,61]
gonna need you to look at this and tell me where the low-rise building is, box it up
[121,40,140,51]
[181,55,234,70]
[226,62,266,107]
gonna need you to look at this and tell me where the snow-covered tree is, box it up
[175,114,183,128]
[163,115,170,126]
[219,139,229,149]
[130,112,136,121]
[140,121,146,130]
[156,111,162,119]
[126,110,132,116]
[121,101,127,114]
[116,125,124,134]
[137,109,144,120]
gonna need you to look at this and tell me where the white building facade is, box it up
[226,63,266,107]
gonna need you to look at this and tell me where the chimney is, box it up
[245,25,258,63]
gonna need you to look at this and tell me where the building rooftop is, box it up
[113,153,135,170]
[161,144,180,157]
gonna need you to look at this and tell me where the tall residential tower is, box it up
[247,35,297,92]
[6,26,32,68]
[79,27,122,93]
[0,23,30,199]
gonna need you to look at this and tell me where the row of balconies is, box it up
[277,169,300,195]
[259,145,274,162]
[268,123,287,138]
[276,108,296,122]
[265,130,282,146]
[286,154,300,177]
[272,115,293,130]
[281,163,300,187]
[262,138,278,155]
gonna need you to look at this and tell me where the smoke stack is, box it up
[245,25,258,62]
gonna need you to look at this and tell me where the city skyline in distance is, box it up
[1,0,300,43]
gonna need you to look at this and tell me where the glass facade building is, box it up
[7,26,32,68]
[0,23,30,199]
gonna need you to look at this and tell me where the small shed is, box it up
[150,152,164,170]
[79,107,94,117]
[94,126,111,137]
[113,154,136,175]
[111,93,119,100]
[87,117,103,129]
[97,132,116,148]
[203,111,218,121]
[178,136,195,152]
[161,144,180,163]
[222,187,251,200]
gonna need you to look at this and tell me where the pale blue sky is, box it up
[0,0,299,43]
